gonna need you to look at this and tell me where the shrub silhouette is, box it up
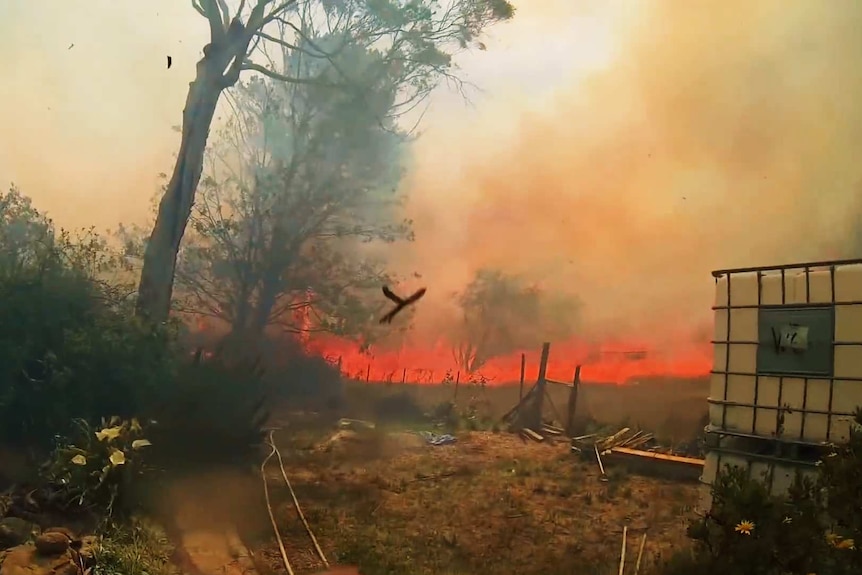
[657,408,862,575]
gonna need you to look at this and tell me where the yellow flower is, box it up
[735,520,755,535]
[70,454,87,466]
[826,533,841,545]
[131,439,152,450]
[95,426,122,442]
[108,449,126,466]
[129,418,142,433]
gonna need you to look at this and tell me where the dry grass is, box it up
[255,422,699,575]
[342,377,709,443]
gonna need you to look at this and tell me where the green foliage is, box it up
[170,0,515,345]
[453,269,580,372]
[657,408,862,575]
[41,417,152,516]
[92,517,178,575]
[1,185,270,488]
[430,372,495,431]
[0,186,176,449]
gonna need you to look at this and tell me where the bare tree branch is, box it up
[200,0,227,42]
[239,62,342,86]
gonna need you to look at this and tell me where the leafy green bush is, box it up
[656,408,862,575]
[0,186,271,488]
[41,417,153,516]
[0,187,176,449]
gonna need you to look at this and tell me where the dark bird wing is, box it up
[379,309,397,324]
[403,287,427,305]
[382,285,404,304]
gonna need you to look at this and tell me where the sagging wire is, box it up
[262,430,295,575]
[262,429,330,575]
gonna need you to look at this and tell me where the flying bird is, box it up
[379,285,426,324]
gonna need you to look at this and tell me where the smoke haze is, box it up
[392,0,862,349]
[2,1,862,363]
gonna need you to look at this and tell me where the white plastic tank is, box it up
[702,259,862,510]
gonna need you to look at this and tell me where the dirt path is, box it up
[158,470,267,575]
[172,511,254,575]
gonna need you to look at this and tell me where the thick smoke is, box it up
[3,1,862,365]
[392,0,862,351]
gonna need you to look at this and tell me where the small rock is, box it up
[42,528,75,542]
[0,545,77,575]
[0,519,39,549]
[34,532,69,556]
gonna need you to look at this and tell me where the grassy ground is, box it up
[342,377,709,443]
[254,420,700,575]
[1,377,708,575]
[93,518,179,575]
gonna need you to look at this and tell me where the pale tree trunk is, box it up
[136,58,229,322]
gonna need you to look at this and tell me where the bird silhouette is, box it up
[379,285,426,324]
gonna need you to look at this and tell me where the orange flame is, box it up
[303,333,711,385]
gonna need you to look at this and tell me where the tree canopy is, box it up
[453,268,580,373]
[135,0,515,322]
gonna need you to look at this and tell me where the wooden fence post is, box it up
[401,368,407,384]
[366,364,371,383]
[531,342,551,429]
[519,353,526,400]
[566,365,582,437]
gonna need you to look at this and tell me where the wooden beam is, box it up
[521,428,544,442]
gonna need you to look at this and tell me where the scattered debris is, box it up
[634,531,648,575]
[606,448,704,482]
[521,428,544,443]
[418,431,456,446]
[618,525,628,575]
[337,418,376,431]
[573,426,705,481]
[594,444,609,483]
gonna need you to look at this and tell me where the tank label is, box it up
[756,307,833,376]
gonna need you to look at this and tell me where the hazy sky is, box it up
[0,0,618,230]
[2,1,862,348]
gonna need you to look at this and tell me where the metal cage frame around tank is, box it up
[708,258,862,456]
